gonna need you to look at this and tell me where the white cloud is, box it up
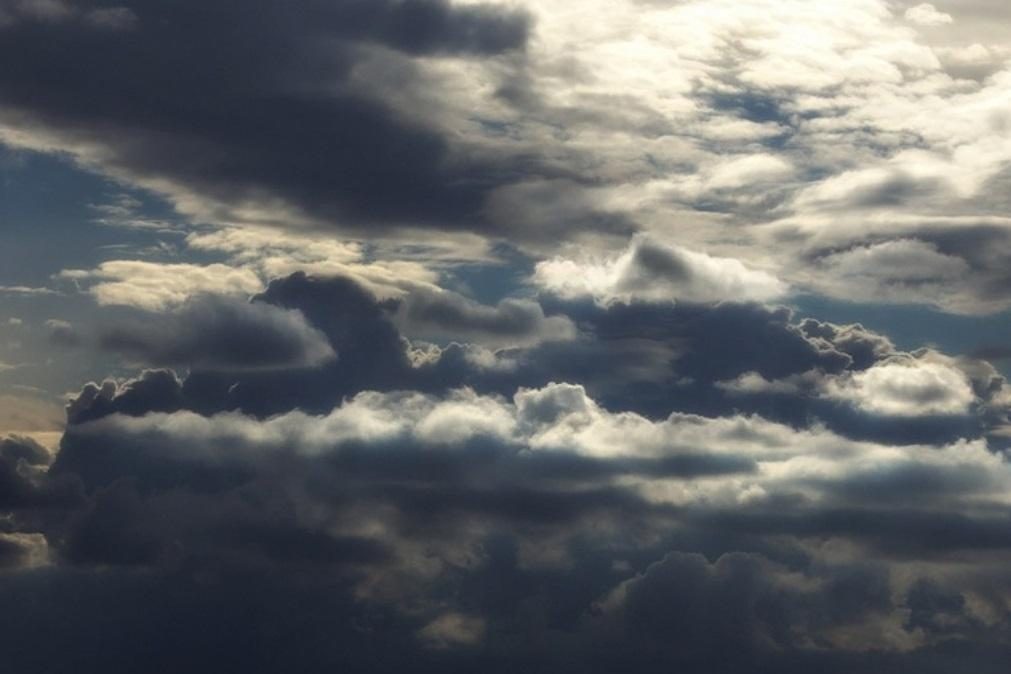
[58,261,264,311]
[393,288,577,348]
[705,154,795,190]
[825,356,976,417]
[812,239,971,308]
[74,382,1008,512]
[905,3,954,27]
[720,354,979,418]
[0,285,59,296]
[6,0,1011,315]
[533,235,787,305]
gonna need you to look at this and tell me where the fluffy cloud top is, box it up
[825,357,976,417]
[905,3,954,26]
[5,0,1011,311]
[58,261,264,311]
[534,236,787,305]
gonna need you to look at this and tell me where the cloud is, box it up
[7,2,1011,668]
[0,0,540,240]
[824,356,976,417]
[0,434,80,512]
[0,392,64,433]
[96,295,336,371]
[66,269,1003,448]
[0,285,59,296]
[418,613,487,649]
[534,235,787,305]
[393,288,577,347]
[717,347,1003,445]
[905,3,954,27]
[45,318,82,348]
[59,261,264,311]
[23,380,1010,668]
[4,0,1011,315]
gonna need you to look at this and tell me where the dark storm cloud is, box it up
[58,272,857,421]
[0,435,79,510]
[66,369,187,425]
[182,272,416,416]
[591,551,893,664]
[13,376,1011,672]
[6,0,1011,669]
[394,287,576,346]
[96,295,335,370]
[1,0,529,53]
[58,271,1011,450]
[0,0,568,237]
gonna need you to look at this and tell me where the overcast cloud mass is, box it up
[3,1,1011,672]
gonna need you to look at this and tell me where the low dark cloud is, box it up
[0,434,79,510]
[56,271,1010,450]
[394,287,576,347]
[4,369,1011,671]
[5,0,1011,669]
[0,0,556,239]
[97,295,335,370]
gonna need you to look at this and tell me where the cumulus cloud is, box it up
[2,269,1011,671]
[0,379,995,670]
[722,357,980,417]
[58,261,264,311]
[7,1,1011,670]
[66,269,1004,447]
[824,356,976,417]
[5,0,1011,311]
[393,288,576,347]
[0,0,539,239]
[905,3,954,26]
[534,235,787,305]
[96,295,336,371]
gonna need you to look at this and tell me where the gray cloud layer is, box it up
[2,270,1009,671]
[4,1,1011,671]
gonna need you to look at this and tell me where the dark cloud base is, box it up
[4,0,1011,668]
[2,270,1011,672]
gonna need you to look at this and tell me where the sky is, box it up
[2,0,1011,671]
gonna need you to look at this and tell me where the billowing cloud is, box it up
[393,288,576,347]
[1,264,1010,669]
[5,0,1011,670]
[0,378,996,669]
[5,0,1011,311]
[96,295,335,371]
[0,0,538,238]
[824,356,976,417]
[534,235,787,305]
[58,261,264,311]
[905,3,954,26]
